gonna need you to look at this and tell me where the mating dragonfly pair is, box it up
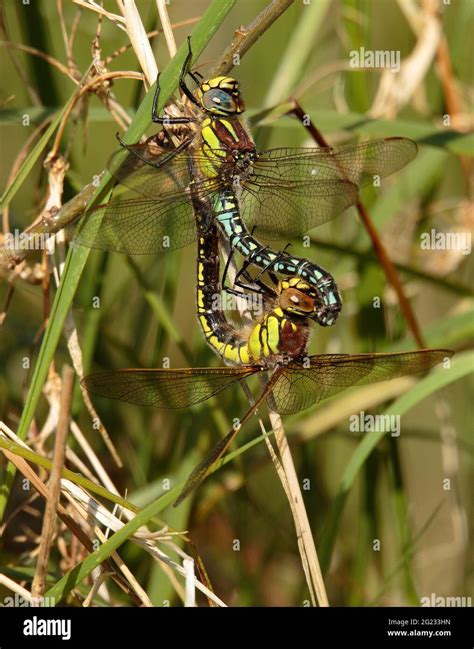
[76,39,451,504]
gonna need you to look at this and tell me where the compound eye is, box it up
[280,288,316,314]
[203,89,236,113]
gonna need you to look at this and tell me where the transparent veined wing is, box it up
[240,137,418,239]
[270,349,451,415]
[82,366,260,409]
[73,139,223,254]
[73,136,417,253]
[73,196,198,254]
[174,346,449,504]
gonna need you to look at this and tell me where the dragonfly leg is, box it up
[221,245,256,294]
[221,247,273,299]
[151,72,195,125]
[178,36,201,109]
[235,261,275,297]
[189,69,203,83]
[245,225,279,287]
[234,277,274,300]
[115,133,193,169]
[182,36,203,85]
[253,243,293,282]
[221,243,237,294]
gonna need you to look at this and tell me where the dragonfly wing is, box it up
[108,142,194,200]
[82,367,259,408]
[328,137,418,185]
[73,195,196,254]
[270,349,451,415]
[73,141,222,254]
[241,178,358,240]
[109,143,228,202]
[241,138,417,239]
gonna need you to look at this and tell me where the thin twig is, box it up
[0,41,78,83]
[436,35,472,185]
[50,70,143,156]
[57,0,71,64]
[212,0,295,76]
[2,115,53,234]
[72,0,127,30]
[31,365,74,600]
[156,0,177,58]
[68,7,83,61]
[122,0,158,86]
[289,100,426,348]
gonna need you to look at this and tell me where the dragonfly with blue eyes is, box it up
[75,37,418,327]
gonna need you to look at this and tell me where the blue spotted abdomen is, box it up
[213,189,342,326]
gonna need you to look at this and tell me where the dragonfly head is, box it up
[277,278,319,319]
[196,77,245,116]
[277,277,341,327]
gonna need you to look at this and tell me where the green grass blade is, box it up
[255,109,474,157]
[319,351,474,571]
[0,90,79,211]
[44,486,181,604]
[0,0,236,522]
[146,452,199,605]
[368,502,443,606]
[264,0,330,106]
[386,310,474,352]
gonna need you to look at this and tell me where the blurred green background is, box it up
[0,0,473,606]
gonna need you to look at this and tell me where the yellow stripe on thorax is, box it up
[247,311,288,361]
[238,345,250,364]
[266,314,281,355]
[219,119,238,141]
[248,323,263,359]
[201,119,222,150]
[222,344,241,364]
[198,118,226,178]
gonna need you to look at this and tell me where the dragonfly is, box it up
[83,201,452,504]
[74,37,418,327]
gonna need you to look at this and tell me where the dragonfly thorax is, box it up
[244,279,316,364]
[247,307,311,365]
[196,76,245,116]
[230,148,257,176]
[199,113,256,181]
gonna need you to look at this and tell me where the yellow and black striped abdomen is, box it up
[195,225,310,366]
[195,223,252,366]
